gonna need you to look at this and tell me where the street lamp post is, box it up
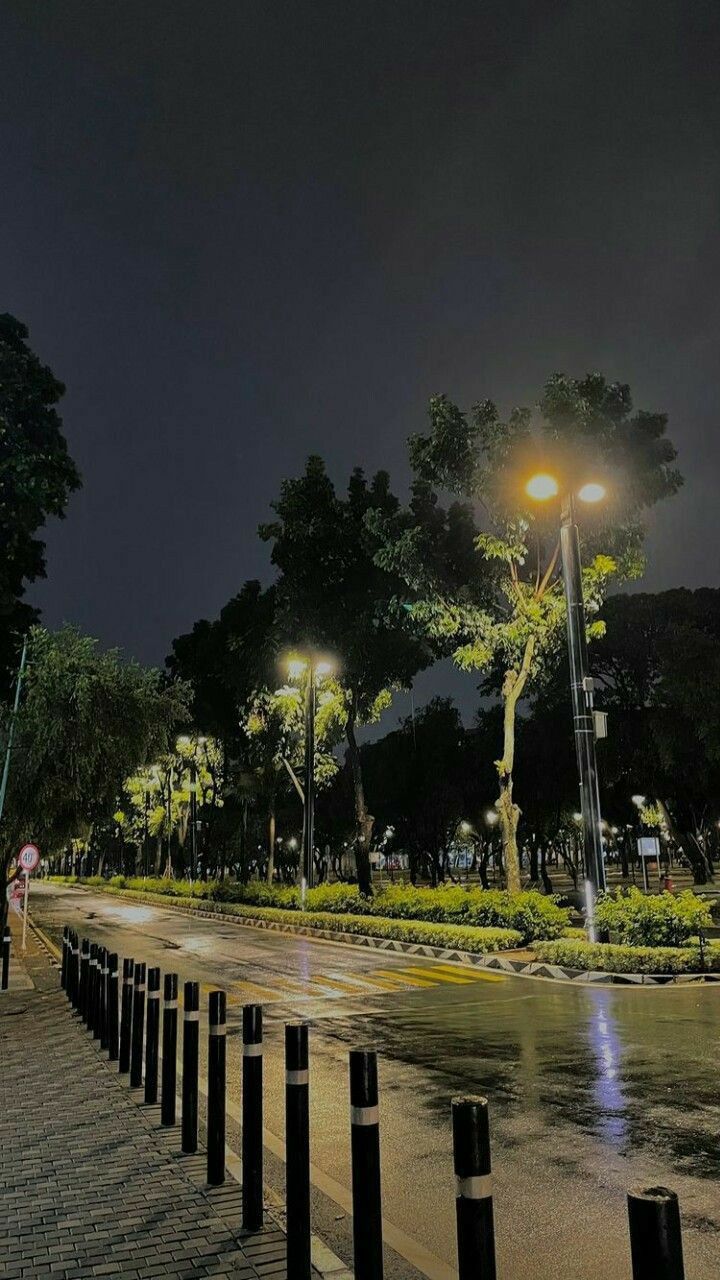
[286,652,334,908]
[189,761,198,882]
[560,492,607,914]
[302,661,316,906]
[526,473,607,933]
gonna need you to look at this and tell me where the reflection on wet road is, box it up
[32,883,720,1280]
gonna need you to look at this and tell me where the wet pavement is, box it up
[30,882,720,1280]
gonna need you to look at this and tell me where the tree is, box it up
[0,315,81,690]
[372,374,681,891]
[260,457,431,893]
[589,589,720,881]
[360,697,467,884]
[1,626,189,913]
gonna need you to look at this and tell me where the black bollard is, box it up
[452,1096,497,1280]
[88,943,98,1032]
[130,961,146,1088]
[144,967,161,1104]
[79,939,90,1022]
[70,931,80,1008]
[119,958,134,1073]
[100,948,109,1050]
[628,1186,685,1280]
[2,925,11,991]
[67,931,77,1006]
[93,946,105,1041]
[207,990,227,1185]
[161,973,178,1126]
[107,953,119,1061]
[242,1004,264,1232]
[286,1023,311,1280]
[182,981,200,1153]
[61,926,69,990]
[349,1049,383,1280]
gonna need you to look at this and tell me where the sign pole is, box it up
[22,870,29,953]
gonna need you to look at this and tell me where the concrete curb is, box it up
[53,882,720,988]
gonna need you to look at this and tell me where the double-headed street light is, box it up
[526,472,608,932]
[286,652,335,906]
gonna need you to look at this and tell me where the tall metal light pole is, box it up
[286,653,334,908]
[189,761,198,881]
[526,474,608,934]
[560,493,606,916]
[302,661,316,906]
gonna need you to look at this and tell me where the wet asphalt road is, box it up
[30,882,720,1280]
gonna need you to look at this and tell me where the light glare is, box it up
[526,473,560,501]
[578,482,606,504]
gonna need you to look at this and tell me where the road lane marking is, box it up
[424,963,506,984]
[370,967,438,988]
[394,965,478,985]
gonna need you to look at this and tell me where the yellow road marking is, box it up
[371,967,438,988]
[395,966,476,984]
[425,963,505,984]
[307,973,379,996]
[360,972,415,991]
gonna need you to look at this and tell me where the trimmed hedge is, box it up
[65,882,521,954]
[535,939,720,975]
[49,875,567,942]
[594,887,712,947]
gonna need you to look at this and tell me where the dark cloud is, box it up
[1,1,718,684]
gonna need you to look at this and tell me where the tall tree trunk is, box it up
[496,637,535,894]
[346,703,373,896]
[266,800,276,884]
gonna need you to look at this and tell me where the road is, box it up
[30,882,720,1280]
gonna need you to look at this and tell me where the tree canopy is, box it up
[1,626,189,893]
[372,373,681,889]
[260,456,432,891]
[0,315,81,691]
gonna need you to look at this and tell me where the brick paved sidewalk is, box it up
[0,924,283,1280]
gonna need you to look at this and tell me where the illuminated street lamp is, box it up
[286,652,335,905]
[526,472,608,932]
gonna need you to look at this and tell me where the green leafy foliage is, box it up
[535,939,720,975]
[0,315,81,687]
[594,887,712,947]
[1,626,189,871]
[372,374,681,891]
[64,874,567,942]
[62,878,522,954]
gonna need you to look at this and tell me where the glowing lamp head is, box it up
[315,659,334,678]
[526,473,560,501]
[578,482,606,504]
[287,657,306,680]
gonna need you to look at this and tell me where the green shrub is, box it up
[594,887,712,947]
[535,939,720,975]
[208,903,522,954]
[63,874,567,941]
[213,879,299,908]
[366,885,569,942]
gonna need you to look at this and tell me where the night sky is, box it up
[3,2,719,714]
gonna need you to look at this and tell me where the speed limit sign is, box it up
[18,843,40,874]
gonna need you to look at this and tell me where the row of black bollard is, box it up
[58,923,686,1280]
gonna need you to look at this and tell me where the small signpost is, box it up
[16,843,40,953]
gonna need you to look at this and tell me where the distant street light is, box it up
[286,651,335,906]
[526,472,609,933]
